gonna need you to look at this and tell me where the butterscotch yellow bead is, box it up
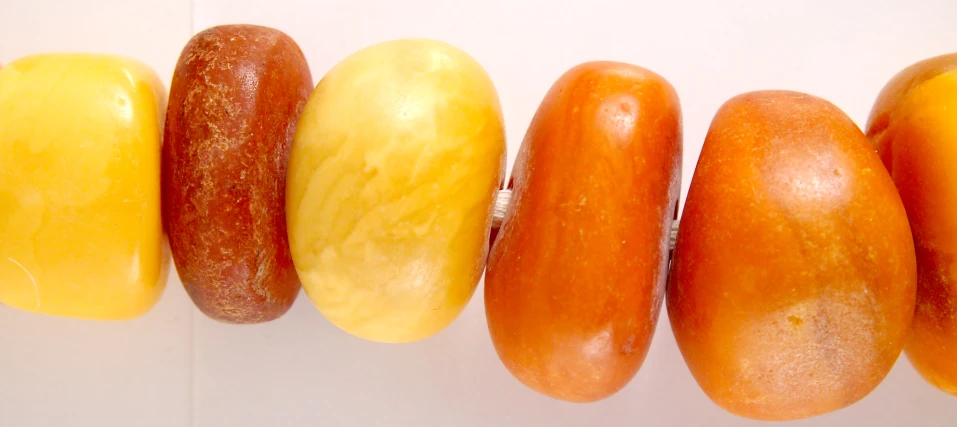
[0,54,169,320]
[287,39,506,343]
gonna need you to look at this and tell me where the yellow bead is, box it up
[0,54,169,320]
[287,39,506,343]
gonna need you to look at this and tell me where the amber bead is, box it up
[163,25,312,323]
[867,53,957,395]
[485,61,682,402]
[668,91,917,420]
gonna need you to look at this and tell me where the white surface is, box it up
[1,0,956,426]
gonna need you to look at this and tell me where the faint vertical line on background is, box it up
[189,308,196,427]
[189,0,196,35]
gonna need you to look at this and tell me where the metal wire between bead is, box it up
[491,189,680,250]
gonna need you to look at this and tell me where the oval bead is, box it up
[287,39,506,343]
[163,24,311,323]
[867,53,957,395]
[668,91,916,420]
[0,54,169,320]
[485,62,682,402]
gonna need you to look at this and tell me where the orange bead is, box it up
[867,53,957,395]
[668,91,916,420]
[485,61,682,402]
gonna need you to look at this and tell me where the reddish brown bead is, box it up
[162,25,312,323]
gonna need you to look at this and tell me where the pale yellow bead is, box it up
[0,54,169,320]
[287,39,506,343]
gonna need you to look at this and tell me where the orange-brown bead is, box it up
[867,53,957,395]
[485,61,682,402]
[668,91,917,420]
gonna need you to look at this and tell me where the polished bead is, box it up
[485,62,682,402]
[867,53,957,396]
[0,54,169,320]
[287,39,505,343]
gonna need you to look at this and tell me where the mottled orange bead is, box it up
[668,91,916,420]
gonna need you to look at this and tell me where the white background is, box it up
[1,0,956,425]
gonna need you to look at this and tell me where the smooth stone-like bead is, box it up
[867,53,957,396]
[668,91,916,420]
[163,25,311,324]
[0,54,169,320]
[485,62,682,402]
[287,39,506,343]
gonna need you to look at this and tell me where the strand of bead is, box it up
[1,25,956,418]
